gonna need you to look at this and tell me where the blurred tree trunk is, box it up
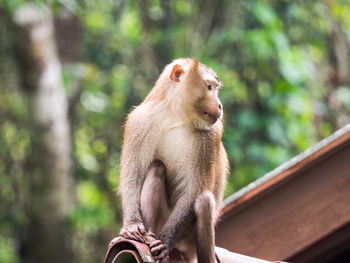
[11,4,74,263]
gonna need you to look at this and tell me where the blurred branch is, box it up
[191,0,218,55]
[68,80,82,116]
[330,21,350,86]
[54,7,82,64]
[160,0,173,27]
[138,0,158,78]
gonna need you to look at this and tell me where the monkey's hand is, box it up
[119,222,146,242]
[144,232,157,245]
[147,233,171,262]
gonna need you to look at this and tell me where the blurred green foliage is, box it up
[1,0,350,262]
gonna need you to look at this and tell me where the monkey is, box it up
[118,58,229,262]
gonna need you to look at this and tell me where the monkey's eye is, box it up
[207,84,213,91]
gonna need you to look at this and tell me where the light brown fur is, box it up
[119,58,229,262]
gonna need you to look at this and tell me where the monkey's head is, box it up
[165,58,223,130]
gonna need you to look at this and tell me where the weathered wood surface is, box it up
[216,124,350,262]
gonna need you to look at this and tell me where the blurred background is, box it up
[0,0,350,262]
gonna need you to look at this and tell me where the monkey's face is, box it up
[187,63,223,128]
[168,59,223,130]
[193,76,223,126]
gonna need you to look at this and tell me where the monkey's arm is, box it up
[119,147,146,241]
[118,111,155,241]
[213,143,229,218]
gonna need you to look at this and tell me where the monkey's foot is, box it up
[119,223,146,242]
[149,239,170,262]
[143,232,157,245]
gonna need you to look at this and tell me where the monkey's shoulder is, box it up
[125,105,156,131]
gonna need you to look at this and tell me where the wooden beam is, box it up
[216,125,350,261]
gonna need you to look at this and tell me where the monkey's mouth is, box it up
[201,111,220,125]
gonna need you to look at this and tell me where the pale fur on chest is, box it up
[156,126,190,169]
[154,124,193,198]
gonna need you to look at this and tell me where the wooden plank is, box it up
[221,124,350,219]
[287,221,350,262]
[216,141,350,261]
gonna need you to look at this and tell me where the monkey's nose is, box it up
[218,103,223,117]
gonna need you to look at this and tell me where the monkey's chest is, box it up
[155,128,192,195]
[156,128,191,170]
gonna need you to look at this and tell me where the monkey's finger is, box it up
[121,232,136,240]
[149,240,162,248]
[126,227,144,241]
[119,228,127,236]
[138,224,146,235]
[122,231,142,242]
[135,232,145,242]
[119,230,130,239]
[145,235,156,244]
[150,244,165,254]
[130,229,143,239]
[131,232,144,242]
[147,232,156,238]
[144,234,156,244]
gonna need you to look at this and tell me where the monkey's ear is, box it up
[170,64,184,82]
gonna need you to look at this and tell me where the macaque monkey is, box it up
[119,58,229,262]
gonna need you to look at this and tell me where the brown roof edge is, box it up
[221,123,350,219]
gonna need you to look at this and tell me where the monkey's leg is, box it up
[194,191,216,263]
[140,160,167,233]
